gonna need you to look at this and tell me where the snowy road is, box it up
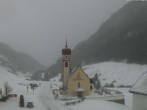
[37,83,61,110]
[38,92,60,110]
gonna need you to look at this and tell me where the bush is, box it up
[19,95,24,107]
[104,83,114,88]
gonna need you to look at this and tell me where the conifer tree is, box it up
[19,95,24,107]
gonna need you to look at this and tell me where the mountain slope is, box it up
[71,2,147,66]
[46,2,147,75]
[0,42,43,73]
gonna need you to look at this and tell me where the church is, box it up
[61,40,90,97]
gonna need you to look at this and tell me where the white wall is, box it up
[133,94,147,110]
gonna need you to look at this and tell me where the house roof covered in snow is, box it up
[130,71,147,95]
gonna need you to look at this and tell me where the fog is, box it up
[0,0,128,66]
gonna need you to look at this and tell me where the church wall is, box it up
[67,67,90,96]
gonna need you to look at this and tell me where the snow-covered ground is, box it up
[0,67,66,110]
[49,61,147,110]
[1,61,146,110]
[83,62,147,86]
[71,100,130,110]
[0,67,47,110]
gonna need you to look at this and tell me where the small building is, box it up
[129,71,147,110]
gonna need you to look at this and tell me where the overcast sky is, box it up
[0,0,128,66]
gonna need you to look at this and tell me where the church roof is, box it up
[67,65,89,80]
[62,37,71,55]
[130,71,147,95]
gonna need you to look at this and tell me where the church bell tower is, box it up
[61,38,71,89]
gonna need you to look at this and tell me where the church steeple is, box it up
[61,37,71,89]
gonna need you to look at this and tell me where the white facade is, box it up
[130,72,147,110]
[132,94,147,110]
[62,54,71,88]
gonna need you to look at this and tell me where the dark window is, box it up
[77,82,80,88]
[65,62,68,67]
[90,85,93,90]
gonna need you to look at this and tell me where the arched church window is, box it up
[77,82,80,88]
[65,56,68,59]
[65,62,68,67]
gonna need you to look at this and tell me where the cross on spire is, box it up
[65,35,68,48]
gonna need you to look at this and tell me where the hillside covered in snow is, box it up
[0,42,44,74]
[83,62,147,87]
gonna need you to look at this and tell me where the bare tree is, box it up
[4,82,13,99]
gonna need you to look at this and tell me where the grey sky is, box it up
[0,0,128,66]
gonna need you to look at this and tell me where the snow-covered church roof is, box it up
[130,71,147,95]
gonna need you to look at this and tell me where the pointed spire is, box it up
[65,35,68,48]
[62,35,71,55]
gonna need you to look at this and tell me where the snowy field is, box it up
[83,62,147,86]
[1,61,146,110]
[0,67,48,110]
